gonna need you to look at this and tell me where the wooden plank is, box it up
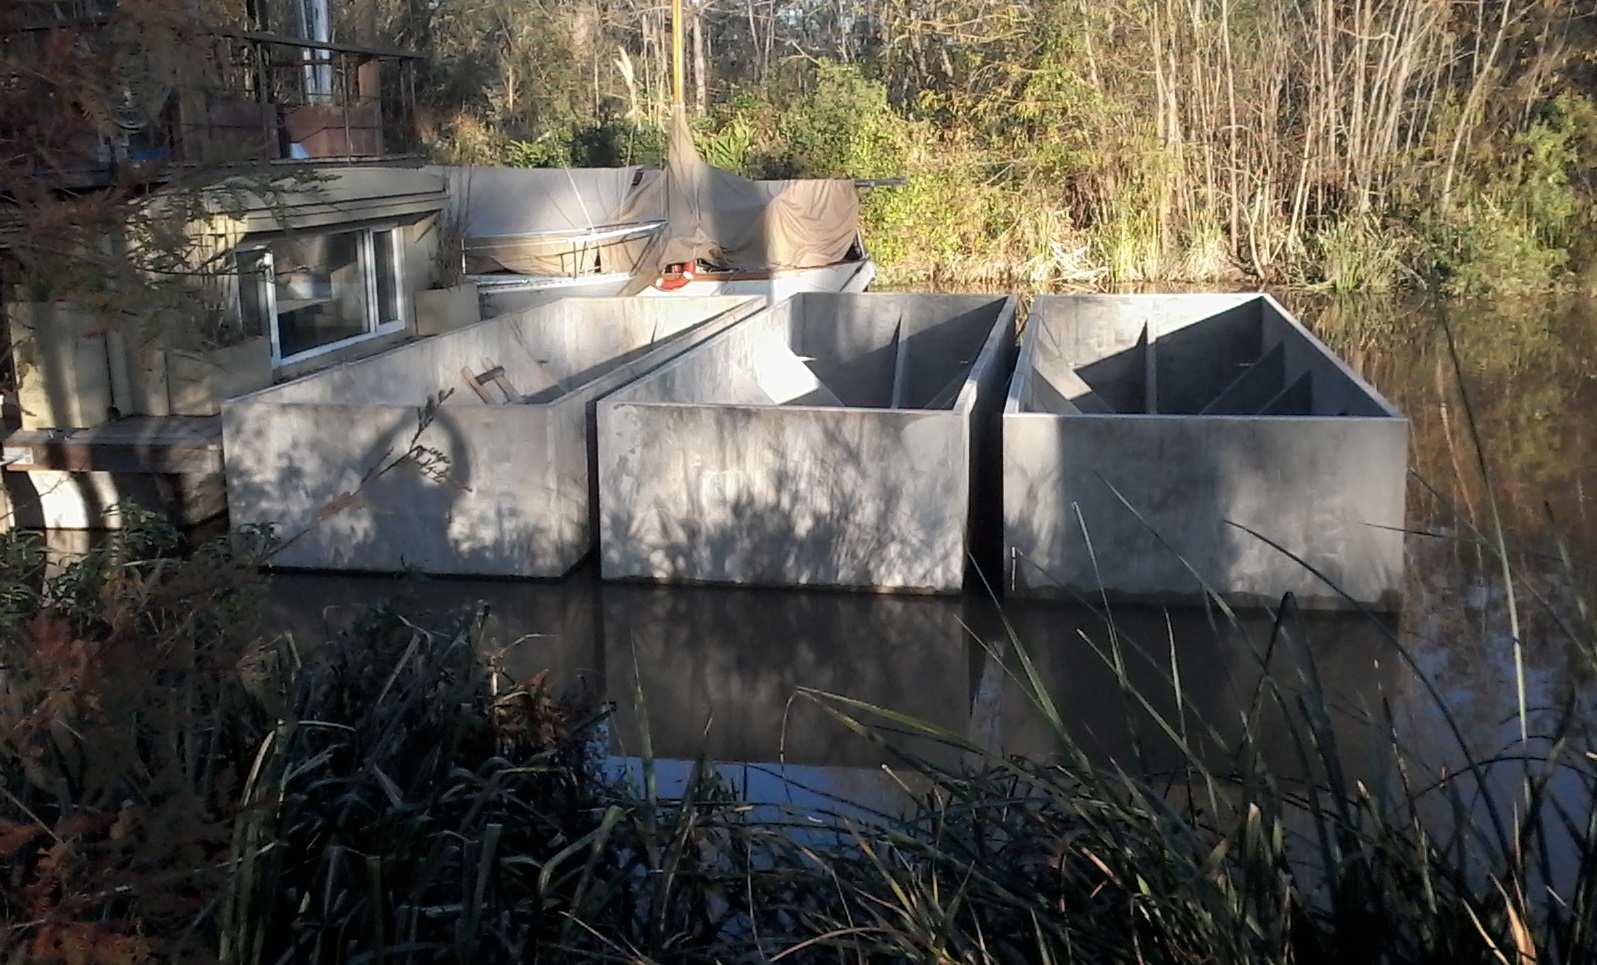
[462,366,498,403]
[2,416,224,474]
[476,358,520,402]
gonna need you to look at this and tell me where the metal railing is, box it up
[2,10,421,185]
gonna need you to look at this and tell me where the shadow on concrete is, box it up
[602,413,961,590]
[598,293,1015,592]
[1005,294,1408,609]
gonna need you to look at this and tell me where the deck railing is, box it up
[2,7,420,186]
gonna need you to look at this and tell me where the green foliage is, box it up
[1432,204,1569,296]
[773,62,908,179]
[1313,215,1408,294]
[694,113,759,174]
[505,119,666,169]
[5,457,1597,963]
[1426,94,1595,295]
[503,134,574,168]
[222,604,604,964]
[0,514,280,963]
[570,119,667,167]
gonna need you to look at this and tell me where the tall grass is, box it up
[3,392,1595,962]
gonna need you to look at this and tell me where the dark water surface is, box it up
[262,292,1597,810]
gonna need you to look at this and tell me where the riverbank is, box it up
[4,291,1595,962]
[2,487,1592,962]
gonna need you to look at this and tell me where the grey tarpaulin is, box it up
[611,105,861,289]
[427,108,861,284]
[425,164,645,275]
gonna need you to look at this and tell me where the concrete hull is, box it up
[1003,293,1407,609]
[598,292,1017,593]
[224,297,761,576]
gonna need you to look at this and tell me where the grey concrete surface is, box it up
[224,297,761,576]
[1005,293,1407,609]
[597,292,1017,592]
[2,469,224,530]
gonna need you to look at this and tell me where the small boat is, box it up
[431,107,876,317]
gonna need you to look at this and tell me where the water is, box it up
[1300,294,1597,761]
[258,292,1597,811]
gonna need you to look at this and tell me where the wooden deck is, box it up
[1,417,224,475]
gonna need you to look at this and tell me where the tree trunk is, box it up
[692,0,709,113]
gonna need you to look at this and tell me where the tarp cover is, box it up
[611,106,860,285]
[424,165,644,275]
[428,108,861,282]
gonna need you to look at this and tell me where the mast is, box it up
[671,0,686,109]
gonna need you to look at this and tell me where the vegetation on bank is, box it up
[0,489,1593,962]
[375,0,1597,294]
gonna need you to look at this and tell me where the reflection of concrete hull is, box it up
[986,600,1398,774]
[262,571,603,695]
[601,580,972,767]
[257,566,1400,785]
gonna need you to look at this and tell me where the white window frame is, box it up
[238,225,406,367]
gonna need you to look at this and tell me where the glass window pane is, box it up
[271,230,370,359]
[235,250,270,339]
[373,229,401,325]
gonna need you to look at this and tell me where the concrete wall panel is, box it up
[224,297,760,576]
[1004,413,1407,607]
[600,405,970,591]
[598,292,1017,592]
[1005,293,1408,609]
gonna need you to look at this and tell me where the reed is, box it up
[2,347,1594,963]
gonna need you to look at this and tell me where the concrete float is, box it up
[223,296,761,576]
[1003,293,1407,609]
[597,292,1017,593]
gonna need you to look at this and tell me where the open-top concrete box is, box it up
[597,292,1017,593]
[223,297,761,576]
[1004,293,1407,609]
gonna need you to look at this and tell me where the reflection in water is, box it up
[261,293,1597,813]
[1299,293,1597,766]
[265,566,1402,804]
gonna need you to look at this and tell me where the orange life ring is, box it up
[655,261,696,291]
